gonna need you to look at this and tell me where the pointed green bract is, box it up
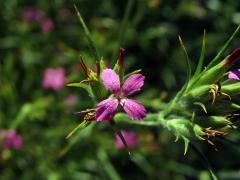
[194,102,207,114]
[163,36,192,116]
[183,137,189,155]
[67,82,95,100]
[66,121,90,139]
[74,5,100,60]
[178,36,192,86]
[99,57,106,74]
[193,30,206,78]
[66,82,86,88]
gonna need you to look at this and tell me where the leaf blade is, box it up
[190,143,218,180]
[206,25,240,70]
[193,29,206,78]
[74,5,100,60]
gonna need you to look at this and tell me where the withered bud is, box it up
[118,48,125,69]
[96,61,100,77]
[224,48,240,67]
[80,56,89,77]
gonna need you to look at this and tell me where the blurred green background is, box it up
[1,0,240,179]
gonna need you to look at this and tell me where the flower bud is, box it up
[114,48,125,80]
[224,48,240,67]
[194,48,240,87]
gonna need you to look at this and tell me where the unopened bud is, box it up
[118,47,125,70]
[194,48,240,87]
[224,48,240,67]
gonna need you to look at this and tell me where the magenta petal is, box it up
[115,131,138,149]
[121,99,146,120]
[228,69,240,80]
[96,98,119,122]
[122,74,145,96]
[102,69,120,93]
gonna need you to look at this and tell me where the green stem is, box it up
[114,113,160,127]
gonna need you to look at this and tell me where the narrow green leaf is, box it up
[74,5,100,60]
[59,122,95,157]
[190,143,218,180]
[112,0,135,61]
[131,153,154,176]
[163,36,192,116]
[124,69,142,80]
[193,29,206,78]
[206,25,240,70]
[178,36,191,84]
[97,148,121,180]
[66,121,90,139]
[67,82,95,100]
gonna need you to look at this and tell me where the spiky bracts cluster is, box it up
[160,42,240,152]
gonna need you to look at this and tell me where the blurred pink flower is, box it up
[115,131,138,149]
[41,18,54,32]
[42,67,66,91]
[22,8,44,22]
[65,95,78,106]
[1,129,23,150]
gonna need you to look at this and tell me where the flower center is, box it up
[114,90,125,101]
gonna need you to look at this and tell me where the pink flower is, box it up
[115,131,138,149]
[65,95,77,106]
[22,8,44,22]
[42,68,66,91]
[41,18,54,32]
[96,68,146,121]
[1,129,23,150]
[228,69,240,80]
